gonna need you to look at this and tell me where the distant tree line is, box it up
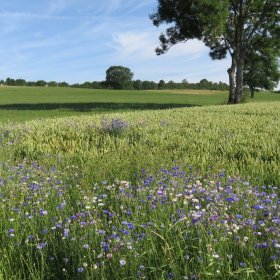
[0,77,229,91]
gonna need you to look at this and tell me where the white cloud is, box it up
[111,31,155,60]
[111,30,208,63]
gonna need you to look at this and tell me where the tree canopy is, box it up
[105,66,134,90]
[151,0,280,103]
[244,51,280,98]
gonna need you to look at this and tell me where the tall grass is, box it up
[0,101,279,279]
[5,102,280,186]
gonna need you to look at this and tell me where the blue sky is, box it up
[0,0,232,84]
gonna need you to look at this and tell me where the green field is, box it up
[0,88,280,279]
[0,86,279,122]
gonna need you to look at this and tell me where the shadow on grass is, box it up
[0,102,199,112]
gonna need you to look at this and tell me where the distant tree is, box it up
[48,81,58,87]
[91,81,102,89]
[158,79,166,89]
[181,79,189,88]
[198,79,211,89]
[15,79,26,86]
[27,81,36,86]
[6,78,16,86]
[58,82,69,87]
[244,51,280,98]
[151,0,280,103]
[36,80,47,87]
[141,81,158,90]
[81,82,92,88]
[133,80,143,90]
[166,80,176,89]
[105,66,134,90]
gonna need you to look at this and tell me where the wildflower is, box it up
[40,210,48,215]
[106,253,113,259]
[36,243,47,250]
[167,272,175,279]
[77,267,84,273]
[240,262,246,267]
[119,259,126,266]
[64,229,69,238]
[98,230,106,235]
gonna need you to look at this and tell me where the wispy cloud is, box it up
[0,11,77,20]
[47,0,68,14]
[111,31,208,62]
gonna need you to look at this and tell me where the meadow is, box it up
[0,86,278,122]
[0,87,280,279]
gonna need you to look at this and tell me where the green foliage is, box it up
[35,80,47,87]
[244,51,280,97]
[105,66,134,89]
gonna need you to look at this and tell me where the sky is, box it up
[0,0,232,84]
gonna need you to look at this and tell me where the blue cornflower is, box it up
[252,205,264,210]
[64,229,69,237]
[98,230,106,235]
[36,243,47,250]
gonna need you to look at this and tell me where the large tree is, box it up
[105,66,134,90]
[244,51,280,98]
[151,0,280,104]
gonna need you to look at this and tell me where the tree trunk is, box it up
[234,49,245,104]
[250,87,255,98]
[227,54,236,104]
[233,1,245,104]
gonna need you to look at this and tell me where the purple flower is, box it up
[98,230,106,235]
[36,243,47,250]
[252,205,264,210]
[239,262,246,267]
[64,229,69,237]
[40,209,48,215]
[77,267,84,273]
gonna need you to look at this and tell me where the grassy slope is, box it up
[0,86,279,122]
